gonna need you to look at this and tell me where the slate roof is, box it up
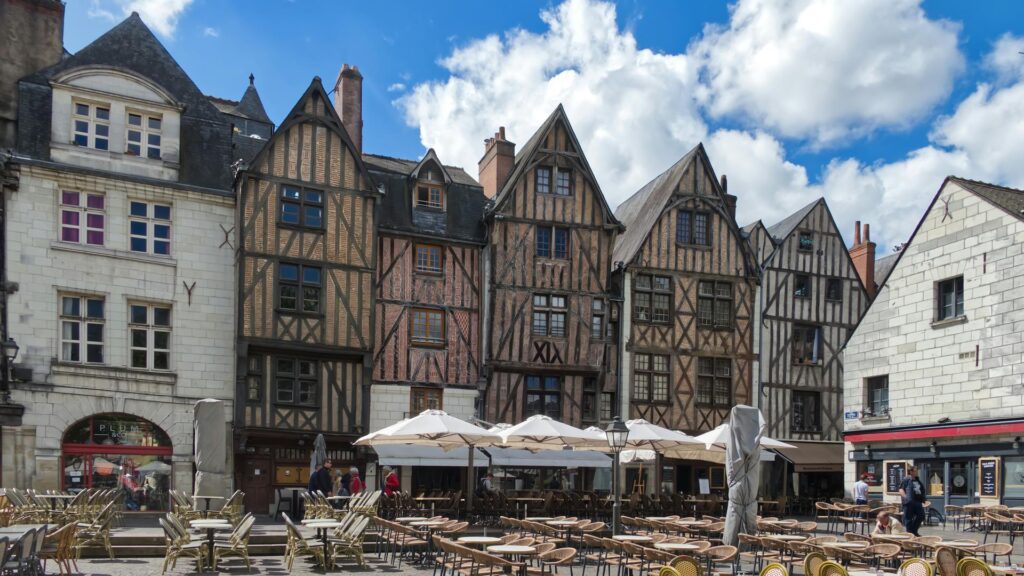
[489,105,621,230]
[612,144,700,265]
[364,151,487,243]
[17,12,234,190]
[874,253,898,288]
[950,177,1024,221]
[765,198,821,243]
[363,153,479,187]
[235,75,271,124]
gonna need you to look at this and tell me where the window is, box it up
[865,375,889,416]
[129,201,171,255]
[246,355,263,403]
[415,184,444,209]
[280,186,323,229]
[677,210,711,246]
[582,378,598,423]
[415,244,442,274]
[535,226,569,259]
[72,102,109,150]
[532,294,567,337]
[279,263,322,313]
[792,324,822,365]
[525,375,561,418]
[794,275,811,299]
[937,276,964,321]
[275,357,318,406]
[59,191,105,246]
[129,303,171,370]
[697,281,733,328]
[696,357,732,407]
[600,392,614,421]
[411,387,443,414]
[60,295,104,363]
[633,353,670,403]
[591,299,605,339]
[791,391,821,432]
[410,308,445,346]
[535,167,552,194]
[825,278,843,302]
[555,169,572,196]
[633,274,671,323]
[798,231,814,251]
[126,112,162,159]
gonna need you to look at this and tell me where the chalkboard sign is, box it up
[885,461,908,495]
[979,457,1000,498]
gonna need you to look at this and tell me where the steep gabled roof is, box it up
[489,105,621,228]
[363,152,479,187]
[765,198,822,243]
[245,76,375,192]
[611,144,702,265]
[409,148,454,184]
[950,177,1024,222]
[741,220,766,238]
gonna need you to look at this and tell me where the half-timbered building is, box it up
[479,108,622,431]
[745,200,869,497]
[613,144,759,493]
[366,150,486,490]
[233,71,378,513]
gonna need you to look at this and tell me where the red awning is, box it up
[845,420,1024,444]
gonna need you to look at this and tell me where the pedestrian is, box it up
[314,458,334,496]
[479,472,496,495]
[872,510,905,535]
[350,467,363,495]
[899,465,927,536]
[339,468,352,496]
[382,466,400,495]
[854,473,870,505]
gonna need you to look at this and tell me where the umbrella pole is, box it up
[466,444,475,516]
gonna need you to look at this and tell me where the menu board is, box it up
[885,461,909,495]
[979,457,1000,498]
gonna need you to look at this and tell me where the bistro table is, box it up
[613,535,652,543]
[411,520,448,565]
[509,497,545,518]
[488,544,537,575]
[415,496,451,516]
[458,536,503,547]
[193,495,225,517]
[525,517,554,522]
[189,519,233,570]
[824,542,868,549]
[771,535,808,542]
[989,566,1024,575]
[871,533,912,541]
[304,520,343,569]
[655,542,701,552]
[0,524,46,535]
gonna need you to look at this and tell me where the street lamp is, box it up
[0,338,17,403]
[605,416,629,535]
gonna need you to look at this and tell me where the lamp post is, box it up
[1,338,18,403]
[605,416,629,535]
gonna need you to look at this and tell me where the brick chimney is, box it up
[332,64,363,152]
[720,174,737,221]
[478,127,516,198]
[849,221,877,298]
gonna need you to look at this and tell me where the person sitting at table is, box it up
[873,510,905,535]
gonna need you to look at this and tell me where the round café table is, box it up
[458,536,503,547]
[488,544,537,575]
[655,542,700,552]
[771,535,808,541]
[189,519,232,570]
[613,535,652,542]
[305,520,343,569]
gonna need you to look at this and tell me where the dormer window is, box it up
[415,184,444,209]
[126,112,162,159]
[73,102,110,150]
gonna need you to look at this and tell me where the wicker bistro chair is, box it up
[704,544,738,574]
[527,547,577,576]
[899,558,935,576]
[760,561,790,576]
[804,551,828,576]
[669,555,703,576]
[39,522,77,576]
[283,513,326,573]
[935,547,959,576]
[212,514,256,570]
[75,500,116,559]
[974,542,1012,565]
[818,560,849,576]
[955,557,992,576]
[864,543,901,571]
[329,514,371,567]
[158,517,205,575]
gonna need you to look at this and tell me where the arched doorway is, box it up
[62,413,173,511]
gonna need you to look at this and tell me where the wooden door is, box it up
[239,457,271,514]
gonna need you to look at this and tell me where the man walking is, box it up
[899,466,927,536]
[854,473,870,505]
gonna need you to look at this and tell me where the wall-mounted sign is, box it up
[885,460,910,495]
[844,411,859,420]
[979,457,1000,499]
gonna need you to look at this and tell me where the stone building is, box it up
[2,13,268,507]
[844,177,1024,512]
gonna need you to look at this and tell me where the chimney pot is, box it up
[864,223,871,242]
[479,126,516,199]
[850,221,877,299]
[854,221,862,246]
[333,64,364,152]
[720,174,728,194]
[499,126,506,140]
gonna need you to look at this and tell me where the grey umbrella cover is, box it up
[722,405,763,546]
[193,399,227,502]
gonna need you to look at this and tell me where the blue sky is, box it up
[68,0,1024,252]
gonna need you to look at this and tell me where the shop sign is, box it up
[979,457,1000,498]
[844,411,859,420]
[885,460,909,495]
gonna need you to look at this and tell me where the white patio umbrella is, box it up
[722,405,764,546]
[499,414,609,451]
[694,422,795,450]
[623,419,706,451]
[354,409,501,511]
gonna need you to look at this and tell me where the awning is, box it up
[773,441,844,472]
[663,449,776,465]
[485,448,612,469]
[373,445,488,467]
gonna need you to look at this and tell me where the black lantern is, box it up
[605,416,630,535]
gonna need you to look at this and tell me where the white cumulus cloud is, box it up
[87,0,194,38]
[387,83,407,93]
[693,0,964,145]
[203,27,219,38]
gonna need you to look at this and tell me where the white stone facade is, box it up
[843,179,1024,492]
[3,161,236,493]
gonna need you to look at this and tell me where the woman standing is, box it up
[382,466,400,495]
